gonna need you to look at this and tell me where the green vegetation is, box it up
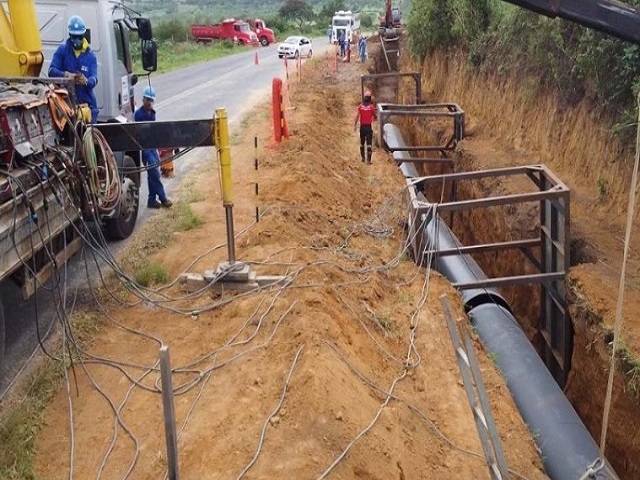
[129,0,395,24]
[0,360,64,479]
[132,39,242,74]
[0,312,102,479]
[406,0,640,148]
[133,262,170,286]
[598,177,608,200]
[172,203,204,232]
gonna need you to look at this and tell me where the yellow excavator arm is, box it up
[0,0,44,76]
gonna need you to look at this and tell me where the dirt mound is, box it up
[33,53,545,479]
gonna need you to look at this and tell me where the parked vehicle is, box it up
[332,10,357,44]
[248,18,276,46]
[277,36,313,59]
[0,0,215,373]
[191,20,259,46]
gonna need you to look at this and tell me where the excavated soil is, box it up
[399,47,640,479]
[32,52,546,478]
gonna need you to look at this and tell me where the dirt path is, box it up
[33,52,546,479]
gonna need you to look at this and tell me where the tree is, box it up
[279,0,314,32]
[319,0,347,25]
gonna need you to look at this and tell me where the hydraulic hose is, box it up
[82,127,121,214]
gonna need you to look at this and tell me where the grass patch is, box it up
[0,311,103,479]
[615,341,640,399]
[397,292,411,303]
[597,177,608,201]
[134,262,169,287]
[0,361,64,479]
[133,40,244,75]
[172,203,204,232]
[182,189,206,204]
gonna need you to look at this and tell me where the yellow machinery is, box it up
[0,0,44,76]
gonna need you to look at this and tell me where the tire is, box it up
[260,36,269,47]
[294,50,300,58]
[104,155,140,240]
[307,49,313,58]
[238,39,245,46]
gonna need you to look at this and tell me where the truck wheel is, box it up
[238,39,245,46]
[260,36,269,47]
[104,155,140,240]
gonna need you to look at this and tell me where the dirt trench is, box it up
[377,40,640,479]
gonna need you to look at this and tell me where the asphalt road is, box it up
[0,37,329,397]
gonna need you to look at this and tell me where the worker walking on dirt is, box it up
[48,15,99,123]
[338,32,346,56]
[354,91,376,164]
[134,86,173,209]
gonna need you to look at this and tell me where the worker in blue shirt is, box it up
[48,15,99,123]
[134,86,173,209]
[358,36,367,63]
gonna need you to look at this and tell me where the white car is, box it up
[277,36,313,59]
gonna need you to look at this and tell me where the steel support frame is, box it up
[378,103,465,155]
[411,164,571,386]
[360,72,423,104]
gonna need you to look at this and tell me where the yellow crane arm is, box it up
[0,0,44,77]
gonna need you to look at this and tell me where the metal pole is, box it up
[159,346,180,480]
[215,107,236,264]
[254,136,259,223]
[225,205,236,262]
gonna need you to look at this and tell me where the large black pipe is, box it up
[502,0,640,46]
[384,123,618,479]
[470,304,616,479]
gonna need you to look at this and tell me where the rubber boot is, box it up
[360,144,365,162]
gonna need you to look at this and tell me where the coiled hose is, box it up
[82,127,122,213]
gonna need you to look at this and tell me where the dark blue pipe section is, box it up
[384,123,618,480]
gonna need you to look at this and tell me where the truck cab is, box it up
[191,20,259,46]
[35,0,153,123]
[332,10,356,44]
[251,18,275,47]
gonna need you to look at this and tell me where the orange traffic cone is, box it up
[254,50,259,65]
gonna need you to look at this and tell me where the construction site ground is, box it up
[31,51,548,478]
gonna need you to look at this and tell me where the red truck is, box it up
[249,18,276,46]
[191,19,259,46]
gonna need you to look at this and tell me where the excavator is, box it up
[379,0,400,40]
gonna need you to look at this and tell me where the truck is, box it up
[248,18,276,47]
[191,19,259,46]
[0,0,216,372]
[331,10,357,44]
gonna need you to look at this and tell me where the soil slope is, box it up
[33,52,546,478]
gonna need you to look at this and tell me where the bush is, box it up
[134,262,169,287]
[407,0,454,60]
